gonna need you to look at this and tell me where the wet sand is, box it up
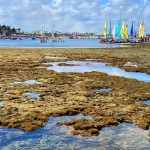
[0,44,150,138]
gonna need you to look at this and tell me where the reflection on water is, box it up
[12,80,42,85]
[140,100,150,106]
[0,114,149,150]
[94,88,112,92]
[0,101,5,105]
[24,92,40,100]
[46,61,150,82]
[45,56,67,59]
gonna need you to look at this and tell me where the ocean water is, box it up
[0,38,120,48]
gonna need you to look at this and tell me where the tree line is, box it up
[0,25,21,36]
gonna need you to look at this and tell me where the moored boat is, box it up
[40,25,46,43]
[51,24,57,42]
[99,18,148,44]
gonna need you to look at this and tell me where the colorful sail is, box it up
[139,21,146,38]
[130,20,134,38]
[74,32,78,39]
[124,21,129,38]
[134,20,139,38]
[104,18,107,38]
[116,19,121,39]
[121,21,125,38]
[109,19,112,37]
[112,21,116,40]
[143,24,146,38]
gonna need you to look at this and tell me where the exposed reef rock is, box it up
[0,46,150,138]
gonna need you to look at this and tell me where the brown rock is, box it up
[80,128,99,136]
[71,130,80,135]
[88,128,99,136]
[73,120,95,130]
[138,119,149,130]
[148,131,150,137]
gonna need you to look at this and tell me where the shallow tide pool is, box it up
[24,92,40,100]
[45,61,150,82]
[140,100,150,106]
[0,114,149,150]
[12,80,42,85]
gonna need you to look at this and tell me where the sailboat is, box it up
[51,24,57,42]
[116,18,121,39]
[99,18,146,44]
[121,21,125,39]
[103,18,107,39]
[40,25,46,43]
[109,19,112,38]
[112,20,116,40]
[130,20,145,43]
[73,32,78,39]
[99,18,107,43]
[130,20,134,39]
[124,21,129,39]
[139,21,146,38]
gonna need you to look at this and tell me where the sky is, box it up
[0,0,150,33]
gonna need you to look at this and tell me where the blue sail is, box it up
[130,21,134,38]
[116,19,121,39]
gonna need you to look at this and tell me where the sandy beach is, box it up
[0,45,150,139]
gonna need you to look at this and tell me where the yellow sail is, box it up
[139,22,146,38]
[139,23,142,38]
[121,21,125,38]
[124,22,129,38]
[104,18,107,38]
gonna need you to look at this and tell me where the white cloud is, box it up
[110,0,132,6]
[0,0,150,33]
[53,0,62,6]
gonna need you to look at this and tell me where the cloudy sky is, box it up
[0,0,150,33]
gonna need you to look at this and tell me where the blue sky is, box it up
[0,0,150,33]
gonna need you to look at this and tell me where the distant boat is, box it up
[40,38,46,43]
[31,37,36,40]
[139,21,146,38]
[51,24,57,42]
[40,25,46,43]
[51,33,57,42]
[73,32,78,39]
[103,17,107,39]
[130,20,134,39]
[99,18,149,44]
[11,37,18,40]
[68,35,73,39]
